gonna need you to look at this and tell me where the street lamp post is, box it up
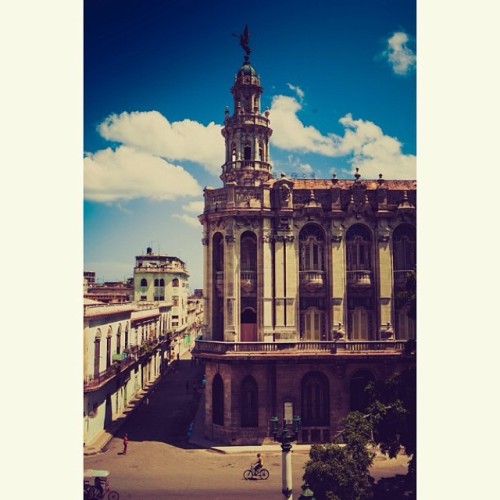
[270,415,302,499]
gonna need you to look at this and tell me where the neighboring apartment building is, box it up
[133,247,190,336]
[85,280,134,304]
[193,49,416,444]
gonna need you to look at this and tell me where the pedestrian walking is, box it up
[123,433,128,454]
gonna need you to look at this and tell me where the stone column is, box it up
[261,219,274,338]
[376,220,394,339]
[224,228,239,341]
[331,220,346,340]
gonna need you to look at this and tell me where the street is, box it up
[84,358,409,499]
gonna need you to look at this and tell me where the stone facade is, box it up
[194,52,416,445]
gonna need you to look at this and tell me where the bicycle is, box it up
[84,469,120,500]
[243,464,270,480]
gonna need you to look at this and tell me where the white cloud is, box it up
[172,213,202,228]
[98,110,224,175]
[384,31,416,76]
[339,114,416,178]
[269,94,415,179]
[286,83,304,101]
[84,146,202,202]
[182,200,204,214]
[270,95,338,155]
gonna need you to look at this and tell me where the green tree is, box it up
[303,412,375,500]
[367,366,416,488]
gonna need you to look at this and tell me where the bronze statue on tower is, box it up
[233,24,251,56]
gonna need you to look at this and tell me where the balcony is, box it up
[240,271,257,294]
[299,271,325,292]
[194,339,408,357]
[346,270,372,287]
[84,341,165,392]
[394,270,414,289]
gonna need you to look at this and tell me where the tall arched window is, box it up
[106,326,112,369]
[241,376,258,427]
[212,374,224,425]
[159,278,165,287]
[301,372,330,426]
[116,325,121,354]
[349,370,375,412]
[124,323,129,349]
[140,278,147,287]
[299,225,325,271]
[302,307,323,340]
[93,329,101,378]
[240,232,257,272]
[154,278,159,286]
[346,224,372,272]
[212,232,225,340]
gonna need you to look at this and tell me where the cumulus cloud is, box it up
[98,110,224,175]
[172,213,201,228]
[269,95,415,179]
[287,83,304,101]
[182,200,204,214]
[84,146,202,202]
[270,95,338,155]
[340,114,415,178]
[383,31,416,76]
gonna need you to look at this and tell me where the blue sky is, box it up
[84,0,416,290]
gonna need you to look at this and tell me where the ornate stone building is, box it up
[194,49,416,445]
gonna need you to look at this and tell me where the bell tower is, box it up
[220,27,273,186]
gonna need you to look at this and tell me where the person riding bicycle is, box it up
[253,453,263,473]
[94,475,107,497]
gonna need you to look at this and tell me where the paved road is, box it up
[84,358,409,499]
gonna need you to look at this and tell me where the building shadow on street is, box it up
[113,359,208,450]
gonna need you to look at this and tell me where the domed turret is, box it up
[220,47,273,186]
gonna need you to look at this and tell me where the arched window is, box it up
[244,144,251,161]
[301,307,324,340]
[349,370,375,412]
[299,225,325,271]
[240,232,257,272]
[212,374,224,425]
[241,376,258,427]
[116,325,122,354]
[154,278,159,287]
[124,323,129,349]
[349,306,371,340]
[93,329,101,378]
[140,278,147,287]
[301,372,329,426]
[159,278,165,287]
[346,224,372,271]
[393,224,416,272]
[106,327,112,369]
[172,278,179,287]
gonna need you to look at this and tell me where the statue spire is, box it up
[232,24,251,58]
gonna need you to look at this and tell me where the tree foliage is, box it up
[367,366,416,484]
[303,412,375,500]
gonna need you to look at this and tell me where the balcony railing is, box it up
[299,271,325,292]
[194,339,408,356]
[346,270,372,286]
[84,340,165,391]
[393,270,415,288]
[240,271,257,293]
